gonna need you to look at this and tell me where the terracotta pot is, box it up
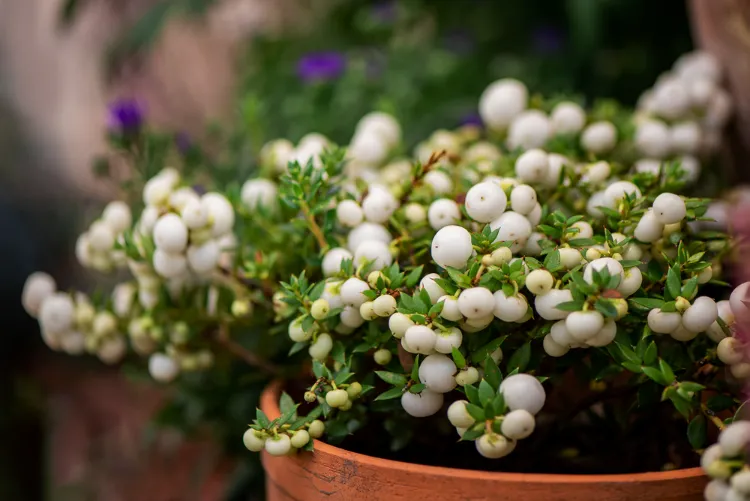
[260,381,706,501]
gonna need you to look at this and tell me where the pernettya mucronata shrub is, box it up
[20,50,750,498]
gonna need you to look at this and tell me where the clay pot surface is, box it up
[260,380,706,501]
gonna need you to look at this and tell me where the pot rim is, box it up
[261,380,705,484]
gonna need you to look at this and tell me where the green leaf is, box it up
[478,379,496,404]
[375,371,408,387]
[256,408,270,428]
[375,387,405,401]
[642,366,669,385]
[507,342,531,372]
[289,342,307,356]
[616,342,641,365]
[276,404,300,426]
[470,336,507,364]
[681,277,698,300]
[465,384,480,405]
[555,300,585,312]
[543,250,562,272]
[706,394,737,413]
[687,415,707,449]
[465,403,486,422]
[405,266,424,288]
[445,267,472,288]
[668,392,694,419]
[409,383,426,394]
[568,238,598,247]
[331,341,346,365]
[643,341,658,366]
[460,427,484,442]
[628,297,665,311]
[484,355,503,390]
[594,299,618,318]
[679,381,705,393]
[659,359,676,383]
[492,392,506,415]
[452,347,466,369]
[666,266,682,300]
[279,392,296,416]
[411,355,421,382]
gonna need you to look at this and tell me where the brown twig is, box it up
[398,344,415,374]
[215,324,280,375]
[300,200,329,251]
[398,150,448,205]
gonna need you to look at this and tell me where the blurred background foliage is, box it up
[3,0,697,499]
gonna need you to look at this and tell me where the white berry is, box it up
[551,101,585,134]
[566,310,605,342]
[652,193,686,224]
[682,297,718,333]
[431,226,473,269]
[458,287,495,319]
[401,389,444,417]
[535,289,574,320]
[418,354,457,393]
[340,278,370,307]
[581,121,616,154]
[476,433,515,459]
[428,199,461,230]
[514,149,549,183]
[479,78,528,130]
[149,353,180,383]
[502,409,536,440]
[322,248,353,277]
[404,325,437,354]
[500,373,546,415]
[22,272,56,317]
[465,182,507,223]
[389,312,415,338]
[265,435,291,457]
[434,327,463,354]
[438,296,463,322]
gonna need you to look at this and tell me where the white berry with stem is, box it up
[420,273,447,303]
[354,239,393,270]
[447,400,475,428]
[418,354,457,393]
[514,149,549,183]
[389,312,414,339]
[265,435,291,457]
[566,310,605,342]
[535,288,574,320]
[581,121,616,154]
[682,296,718,333]
[551,101,585,134]
[479,78,528,130]
[337,200,364,228]
[401,389,444,418]
[458,287,495,319]
[434,327,463,354]
[543,334,570,357]
[309,333,333,361]
[438,296,463,322]
[500,373,546,415]
[404,325,437,354]
[476,433,515,459]
[465,182,507,223]
[431,226,473,269]
[428,199,461,230]
[501,409,536,440]
[526,269,554,295]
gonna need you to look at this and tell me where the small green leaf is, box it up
[659,359,675,383]
[375,371,408,387]
[668,392,694,419]
[470,336,507,364]
[405,266,424,288]
[465,384,480,405]
[289,342,307,356]
[507,342,531,372]
[628,297,665,311]
[330,341,346,365]
[256,408,270,428]
[409,383,426,393]
[375,387,405,401]
[555,300,585,312]
[279,392,296,416]
[568,238,598,247]
[411,355,421,382]
[492,392,506,415]
[666,266,682,300]
[687,415,707,449]
[643,341,658,366]
[478,379,496,403]
[679,381,705,393]
[276,404,300,426]
[594,299,618,318]
[452,347,466,369]
[465,403,486,421]
[483,355,503,390]
[706,394,737,413]
[642,366,669,385]
[460,427,484,441]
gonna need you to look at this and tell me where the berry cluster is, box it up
[703,421,750,501]
[19,50,750,477]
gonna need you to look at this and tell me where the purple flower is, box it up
[107,98,145,132]
[459,113,483,128]
[371,1,397,24]
[297,52,346,83]
[531,25,564,55]
[175,132,192,154]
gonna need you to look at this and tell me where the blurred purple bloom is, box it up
[531,25,564,55]
[371,1,397,24]
[297,52,346,82]
[443,30,475,55]
[175,132,192,154]
[192,184,207,196]
[107,98,144,132]
[460,113,483,128]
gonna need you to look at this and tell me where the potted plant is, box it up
[21,48,750,501]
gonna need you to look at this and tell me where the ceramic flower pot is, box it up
[260,381,706,501]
